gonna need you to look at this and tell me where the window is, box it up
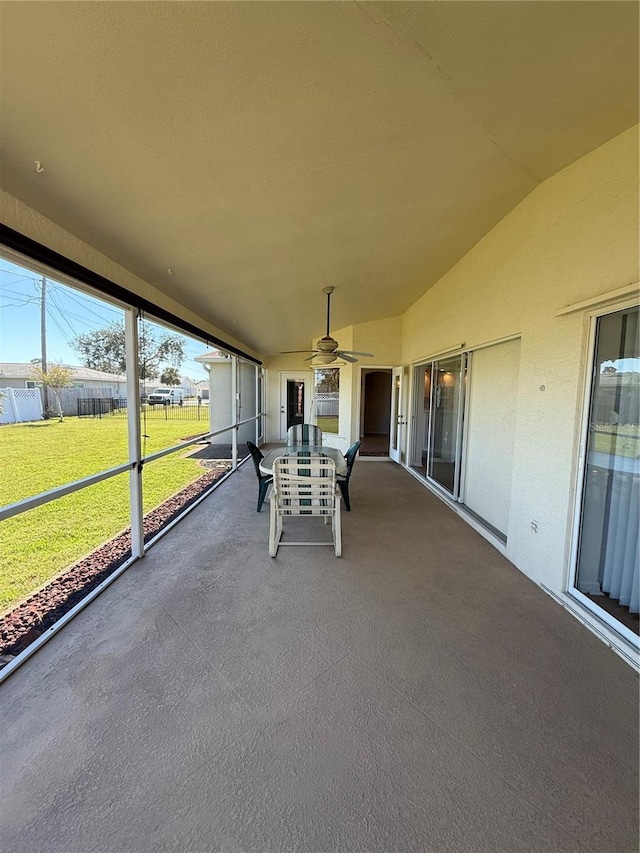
[573,305,639,640]
[314,367,339,434]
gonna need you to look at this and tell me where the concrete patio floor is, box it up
[1,459,638,852]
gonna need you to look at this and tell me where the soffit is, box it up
[0,2,637,355]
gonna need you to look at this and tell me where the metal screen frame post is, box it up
[125,309,144,557]
[255,365,260,445]
[231,355,238,470]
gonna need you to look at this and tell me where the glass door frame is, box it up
[389,367,404,463]
[568,298,639,648]
[408,349,468,500]
[279,372,313,441]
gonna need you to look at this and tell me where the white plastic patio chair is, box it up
[269,452,341,557]
[286,423,323,446]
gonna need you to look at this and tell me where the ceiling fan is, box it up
[280,286,374,364]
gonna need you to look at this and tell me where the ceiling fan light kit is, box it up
[280,286,374,365]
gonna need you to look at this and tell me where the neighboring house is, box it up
[0,363,129,419]
[195,351,237,441]
[194,380,209,401]
[0,363,128,396]
[177,375,198,397]
[175,375,213,398]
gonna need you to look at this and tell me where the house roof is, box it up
[0,3,638,355]
[0,363,128,383]
[195,350,231,364]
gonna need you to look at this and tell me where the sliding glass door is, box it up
[573,305,639,640]
[429,355,465,493]
[411,354,466,498]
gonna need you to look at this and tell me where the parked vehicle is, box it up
[148,387,185,406]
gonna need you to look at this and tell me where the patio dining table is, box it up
[259,445,347,477]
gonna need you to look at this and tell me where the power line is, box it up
[48,289,80,338]
[0,299,33,308]
[0,286,39,300]
[45,305,74,349]
[0,284,40,304]
[51,280,117,310]
[44,305,106,328]
[0,268,40,284]
[50,284,122,322]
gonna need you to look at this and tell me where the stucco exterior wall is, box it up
[263,355,311,444]
[400,125,639,596]
[352,317,402,365]
[206,360,234,446]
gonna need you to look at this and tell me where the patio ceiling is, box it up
[0,2,638,355]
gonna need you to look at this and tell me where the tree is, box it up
[160,367,181,386]
[30,363,74,421]
[71,320,185,381]
[315,367,340,391]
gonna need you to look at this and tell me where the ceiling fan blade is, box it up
[279,350,318,354]
[336,350,374,357]
[335,352,359,363]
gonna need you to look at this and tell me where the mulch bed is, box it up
[0,461,231,663]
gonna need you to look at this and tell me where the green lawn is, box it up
[0,416,216,613]
[592,424,640,458]
[317,416,339,435]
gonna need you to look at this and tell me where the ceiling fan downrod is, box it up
[322,286,334,338]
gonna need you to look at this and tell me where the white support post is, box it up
[231,355,238,470]
[255,365,260,445]
[125,309,144,558]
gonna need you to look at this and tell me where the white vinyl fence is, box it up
[315,392,339,417]
[0,387,43,424]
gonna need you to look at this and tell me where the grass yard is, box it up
[592,424,640,458]
[316,416,339,435]
[0,416,215,613]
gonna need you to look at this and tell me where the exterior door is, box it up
[280,373,312,440]
[389,367,403,463]
[572,305,639,642]
[428,354,465,495]
[409,353,467,498]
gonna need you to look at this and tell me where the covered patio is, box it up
[2,460,637,852]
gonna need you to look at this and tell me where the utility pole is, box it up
[40,275,49,415]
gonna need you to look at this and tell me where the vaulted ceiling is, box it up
[1,1,637,355]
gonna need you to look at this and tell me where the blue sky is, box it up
[0,260,210,380]
[602,358,640,373]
